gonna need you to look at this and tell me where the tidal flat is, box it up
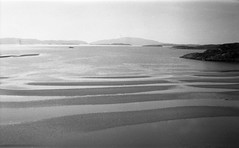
[0,45,239,147]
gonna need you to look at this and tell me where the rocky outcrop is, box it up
[180,43,239,62]
[172,44,219,50]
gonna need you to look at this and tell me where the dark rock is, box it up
[172,44,219,50]
[180,43,239,62]
[219,43,239,51]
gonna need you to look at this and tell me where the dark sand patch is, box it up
[194,74,239,77]
[202,70,239,73]
[189,84,239,90]
[0,54,39,58]
[0,77,8,79]
[27,79,171,86]
[181,78,239,83]
[2,92,239,108]
[220,91,239,99]
[18,54,39,57]
[0,106,239,146]
[82,75,151,79]
[0,85,175,96]
[0,55,12,58]
[216,70,239,73]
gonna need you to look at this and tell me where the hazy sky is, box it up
[1,0,239,44]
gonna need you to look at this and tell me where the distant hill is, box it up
[0,38,87,45]
[143,45,163,47]
[90,37,161,46]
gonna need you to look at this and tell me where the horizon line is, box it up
[1,36,239,45]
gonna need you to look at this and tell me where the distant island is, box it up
[0,37,162,46]
[172,44,219,50]
[180,43,239,62]
[1,38,239,63]
[0,38,87,45]
[90,37,161,46]
[93,43,132,46]
[111,43,131,45]
[143,44,163,47]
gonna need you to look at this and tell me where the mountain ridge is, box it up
[90,37,162,46]
[0,38,87,45]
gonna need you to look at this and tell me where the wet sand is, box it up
[194,74,239,77]
[0,85,175,96]
[181,78,239,83]
[82,75,151,79]
[2,99,239,124]
[1,106,239,147]
[0,53,39,58]
[189,84,239,90]
[27,79,171,86]
[1,46,239,147]
[1,91,239,108]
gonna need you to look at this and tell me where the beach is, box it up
[0,45,239,147]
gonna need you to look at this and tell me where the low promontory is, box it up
[180,43,239,62]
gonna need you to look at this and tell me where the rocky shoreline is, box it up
[180,43,239,62]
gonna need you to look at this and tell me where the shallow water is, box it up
[0,45,239,147]
[1,45,239,81]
